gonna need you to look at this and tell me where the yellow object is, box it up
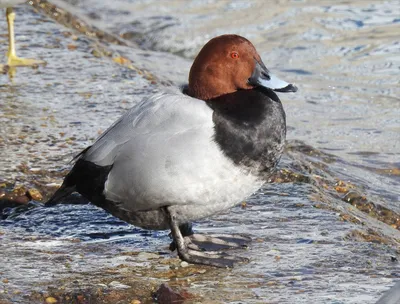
[45,297,58,304]
[5,7,46,67]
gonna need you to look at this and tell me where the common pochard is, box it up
[46,34,298,267]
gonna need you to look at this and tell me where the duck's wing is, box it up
[82,91,213,166]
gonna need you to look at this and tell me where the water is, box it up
[0,0,399,303]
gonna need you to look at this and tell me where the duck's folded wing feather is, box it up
[82,92,213,167]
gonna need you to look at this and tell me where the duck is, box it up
[0,0,45,72]
[46,34,298,267]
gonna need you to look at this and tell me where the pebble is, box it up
[45,297,58,304]
[108,281,131,289]
[29,168,42,172]
[137,252,160,260]
[97,283,108,288]
[45,183,61,187]
[27,188,43,201]
[154,284,184,304]
[180,261,189,268]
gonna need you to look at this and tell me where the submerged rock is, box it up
[153,284,186,304]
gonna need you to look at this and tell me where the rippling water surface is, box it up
[0,1,399,303]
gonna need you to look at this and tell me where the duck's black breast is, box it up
[207,87,286,179]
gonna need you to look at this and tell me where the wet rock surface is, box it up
[0,1,399,303]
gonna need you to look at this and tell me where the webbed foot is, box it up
[178,248,249,268]
[7,55,46,67]
[166,213,250,268]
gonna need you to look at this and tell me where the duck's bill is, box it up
[249,60,298,93]
[262,74,298,93]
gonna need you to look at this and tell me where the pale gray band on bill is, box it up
[258,73,298,93]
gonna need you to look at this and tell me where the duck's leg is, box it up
[166,207,249,268]
[6,7,46,67]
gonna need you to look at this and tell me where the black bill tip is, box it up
[274,84,298,93]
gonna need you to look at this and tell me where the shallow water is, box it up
[0,1,399,303]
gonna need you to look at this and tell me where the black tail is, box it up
[45,184,76,206]
[45,167,78,206]
[46,147,93,207]
[45,157,113,207]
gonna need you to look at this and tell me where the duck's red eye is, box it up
[230,51,239,59]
